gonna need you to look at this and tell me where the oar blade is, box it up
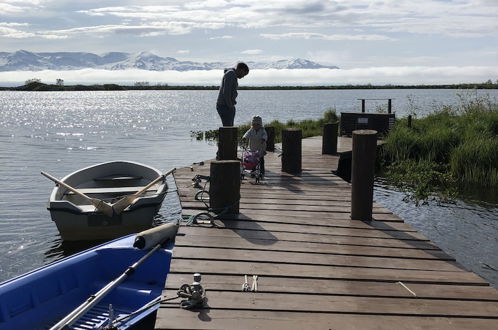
[42,170,115,217]
[111,167,175,215]
[112,195,136,215]
[91,198,115,217]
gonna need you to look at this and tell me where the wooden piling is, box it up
[282,128,302,174]
[388,99,392,114]
[322,122,338,155]
[265,126,275,152]
[209,160,240,214]
[218,126,238,160]
[351,130,377,221]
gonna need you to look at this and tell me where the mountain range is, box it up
[0,50,339,72]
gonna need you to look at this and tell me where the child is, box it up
[242,116,267,175]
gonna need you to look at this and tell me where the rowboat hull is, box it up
[50,203,163,241]
[0,234,174,330]
[47,161,168,241]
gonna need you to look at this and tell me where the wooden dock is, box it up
[155,136,498,329]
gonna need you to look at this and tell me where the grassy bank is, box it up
[382,94,498,204]
[191,109,338,142]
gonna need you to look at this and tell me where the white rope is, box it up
[397,281,417,297]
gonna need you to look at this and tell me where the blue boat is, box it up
[0,224,176,330]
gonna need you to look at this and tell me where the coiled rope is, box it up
[183,174,240,226]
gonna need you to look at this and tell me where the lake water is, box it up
[1,89,497,287]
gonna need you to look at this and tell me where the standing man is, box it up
[216,62,249,126]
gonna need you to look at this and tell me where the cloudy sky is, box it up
[1,0,498,85]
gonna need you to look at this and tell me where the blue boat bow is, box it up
[0,234,174,330]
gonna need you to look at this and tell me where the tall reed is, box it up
[383,93,498,200]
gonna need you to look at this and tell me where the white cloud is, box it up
[209,35,233,40]
[241,49,263,55]
[1,66,497,86]
[34,22,215,39]
[261,32,394,41]
[0,22,30,27]
[0,26,35,38]
[0,0,42,15]
[0,3,30,14]
[2,0,42,3]
[71,1,498,37]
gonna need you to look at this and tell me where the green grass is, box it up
[382,93,498,203]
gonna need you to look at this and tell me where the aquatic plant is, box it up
[385,159,457,206]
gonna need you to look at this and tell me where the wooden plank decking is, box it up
[155,136,498,329]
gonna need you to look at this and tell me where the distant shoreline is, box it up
[1,81,498,91]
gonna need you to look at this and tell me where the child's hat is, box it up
[252,116,262,125]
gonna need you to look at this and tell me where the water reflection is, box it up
[44,238,106,262]
[374,180,498,288]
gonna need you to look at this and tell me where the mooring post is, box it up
[281,128,302,174]
[361,99,366,113]
[351,130,377,221]
[265,126,275,152]
[388,99,392,114]
[209,160,240,215]
[322,122,339,155]
[218,126,238,160]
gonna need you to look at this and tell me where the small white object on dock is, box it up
[397,281,417,297]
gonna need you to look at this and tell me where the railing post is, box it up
[322,122,338,155]
[209,160,240,215]
[361,99,366,113]
[281,128,302,174]
[351,130,377,221]
[265,126,275,152]
[388,99,392,114]
[218,126,238,160]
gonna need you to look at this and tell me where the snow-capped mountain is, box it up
[0,50,339,71]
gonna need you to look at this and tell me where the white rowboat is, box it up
[46,161,169,241]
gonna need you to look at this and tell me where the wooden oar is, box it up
[112,168,176,215]
[41,171,114,217]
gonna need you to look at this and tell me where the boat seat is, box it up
[64,186,158,195]
[78,205,99,212]
[93,175,143,182]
